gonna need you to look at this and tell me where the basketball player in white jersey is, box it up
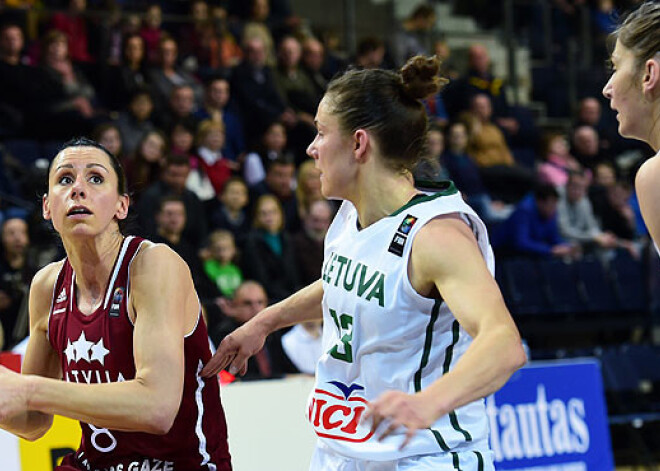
[602,2,660,252]
[203,55,526,470]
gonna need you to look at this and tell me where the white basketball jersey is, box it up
[308,183,495,461]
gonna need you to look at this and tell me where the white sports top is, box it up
[308,182,495,461]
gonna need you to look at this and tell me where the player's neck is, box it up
[64,232,124,298]
[352,168,417,229]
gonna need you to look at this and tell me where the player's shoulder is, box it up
[636,154,660,189]
[31,259,66,295]
[130,241,190,279]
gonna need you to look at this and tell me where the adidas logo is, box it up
[56,288,67,304]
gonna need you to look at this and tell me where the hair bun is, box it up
[400,55,447,101]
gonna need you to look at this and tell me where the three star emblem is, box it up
[64,332,110,366]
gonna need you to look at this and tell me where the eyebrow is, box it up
[55,163,110,172]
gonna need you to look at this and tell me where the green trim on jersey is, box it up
[451,452,462,470]
[414,300,450,451]
[390,181,458,217]
[444,321,473,442]
[474,451,485,471]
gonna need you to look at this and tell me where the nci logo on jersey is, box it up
[308,381,374,442]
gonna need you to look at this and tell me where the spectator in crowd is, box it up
[211,280,295,378]
[204,229,243,299]
[243,121,294,188]
[280,318,323,375]
[444,43,518,136]
[155,84,200,134]
[571,125,608,170]
[140,3,165,65]
[170,121,196,159]
[597,182,639,247]
[39,29,98,135]
[273,35,318,129]
[0,23,59,137]
[463,93,535,202]
[241,194,300,303]
[231,35,296,146]
[574,96,619,156]
[104,33,150,111]
[124,130,166,198]
[115,89,156,155]
[208,177,251,246]
[151,195,217,299]
[148,36,203,112]
[353,36,387,69]
[137,153,208,248]
[292,199,332,286]
[209,4,243,71]
[414,125,450,182]
[194,77,246,162]
[588,161,617,216]
[91,123,123,162]
[240,0,277,66]
[441,122,508,224]
[390,3,436,67]
[557,171,619,254]
[50,0,93,63]
[300,37,328,100]
[251,155,300,232]
[492,184,578,258]
[188,120,235,201]
[537,131,582,188]
[0,217,36,350]
[295,159,323,220]
[433,39,459,80]
[178,0,211,63]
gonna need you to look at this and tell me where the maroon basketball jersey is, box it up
[48,236,231,471]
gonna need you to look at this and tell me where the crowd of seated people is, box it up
[0,1,656,384]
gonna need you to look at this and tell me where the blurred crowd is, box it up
[0,0,656,377]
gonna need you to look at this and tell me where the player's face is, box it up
[602,41,650,141]
[44,147,128,239]
[307,97,357,199]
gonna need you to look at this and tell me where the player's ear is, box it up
[643,56,660,99]
[353,129,370,163]
[43,193,51,221]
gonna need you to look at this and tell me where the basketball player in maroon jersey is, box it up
[0,138,231,471]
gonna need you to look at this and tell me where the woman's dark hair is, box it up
[324,55,447,172]
[48,137,131,234]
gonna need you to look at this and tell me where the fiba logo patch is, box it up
[110,287,124,318]
[388,214,418,257]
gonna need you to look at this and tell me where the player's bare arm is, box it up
[202,279,324,377]
[367,216,526,446]
[2,244,191,434]
[0,261,63,440]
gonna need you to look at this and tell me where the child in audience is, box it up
[204,230,243,298]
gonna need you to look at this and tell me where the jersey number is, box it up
[329,309,354,363]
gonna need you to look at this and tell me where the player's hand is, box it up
[0,366,29,422]
[364,390,440,450]
[201,320,267,377]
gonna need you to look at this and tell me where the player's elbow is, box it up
[508,338,528,373]
[143,406,178,435]
[17,415,53,441]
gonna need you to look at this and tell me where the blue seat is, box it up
[537,258,585,314]
[610,254,648,312]
[575,258,618,313]
[500,258,549,316]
